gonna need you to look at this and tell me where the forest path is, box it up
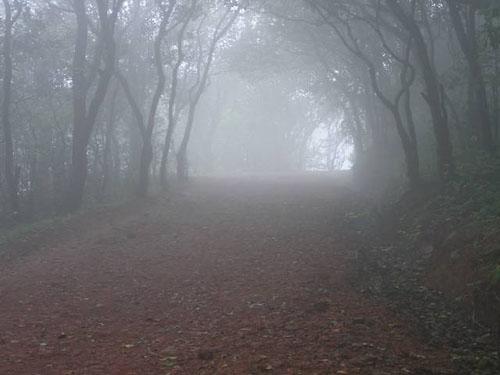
[0,174,452,374]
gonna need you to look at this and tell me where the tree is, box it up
[176,3,241,180]
[160,0,198,187]
[101,81,120,197]
[66,0,124,212]
[309,0,421,188]
[386,0,455,180]
[447,0,495,153]
[1,0,23,213]
[118,0,177,196]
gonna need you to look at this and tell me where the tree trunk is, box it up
[176,8,240,181]
[1,0,20,213]
[387,0,454,180]
[160,5,193,186]
[494,47,499,143]
[66,0,90,212]
[447,0,494,152]
[309,2,421,188]
[66,0,122,212]
[137,137,153,196]
[101,82,118,197]
[119,0,175,196]
[176,103,196,181]
[349,101,364,167]
[117,71,148,196]
[67,134,89,212]
[160,120,176,185]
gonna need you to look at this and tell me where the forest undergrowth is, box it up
[349,157,500,374]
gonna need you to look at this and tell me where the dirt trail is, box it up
[0,174,452,374]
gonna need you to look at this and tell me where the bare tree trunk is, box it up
[1,0,22,213]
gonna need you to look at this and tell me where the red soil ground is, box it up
[0,175,453,374]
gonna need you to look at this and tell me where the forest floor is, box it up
[0,174,457,374]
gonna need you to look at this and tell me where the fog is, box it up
[2,0,401,216]
[3,0,494,216]
[1,0,499,373]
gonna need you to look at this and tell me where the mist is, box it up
[0,0,499,373]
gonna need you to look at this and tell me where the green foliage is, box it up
[453,157,500,217]
[480,0,500,48]
[456,153,500,178]
[490,264,500,286]
[477,191,500,218]
[0,215,69,249]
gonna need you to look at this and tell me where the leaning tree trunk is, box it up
[309,1,421,188]
[138,0,174,195]
[119,0,175,196]
[160,4,194,187]
[176,7,240,181]
[387,0,454,180]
